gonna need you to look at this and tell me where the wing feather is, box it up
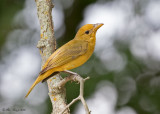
[39,40,88,74]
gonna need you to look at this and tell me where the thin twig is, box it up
[58,74,90,114]
[61,96,80,114]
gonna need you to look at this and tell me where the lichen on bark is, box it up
[35,0,69,114]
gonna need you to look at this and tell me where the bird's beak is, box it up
[93,23,104,31]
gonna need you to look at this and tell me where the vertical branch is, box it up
[35,0,69,114]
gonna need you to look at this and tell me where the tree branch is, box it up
[35,0,69,114]
[55,73,90,114]
[35,0,90,114]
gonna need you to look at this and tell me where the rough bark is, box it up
[35,0,69,114]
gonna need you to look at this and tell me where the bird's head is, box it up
[74,23,104,41]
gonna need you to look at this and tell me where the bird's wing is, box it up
[39,40,88,74]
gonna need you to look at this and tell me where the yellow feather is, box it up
[25,23,103,98]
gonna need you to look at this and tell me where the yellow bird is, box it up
[25,23,103,98]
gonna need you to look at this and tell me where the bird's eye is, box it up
[85,30,89,34]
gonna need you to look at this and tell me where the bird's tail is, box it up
[25,76,42,98]
[25,69,55,98]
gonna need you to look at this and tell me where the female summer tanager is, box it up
[25,23,103,98]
